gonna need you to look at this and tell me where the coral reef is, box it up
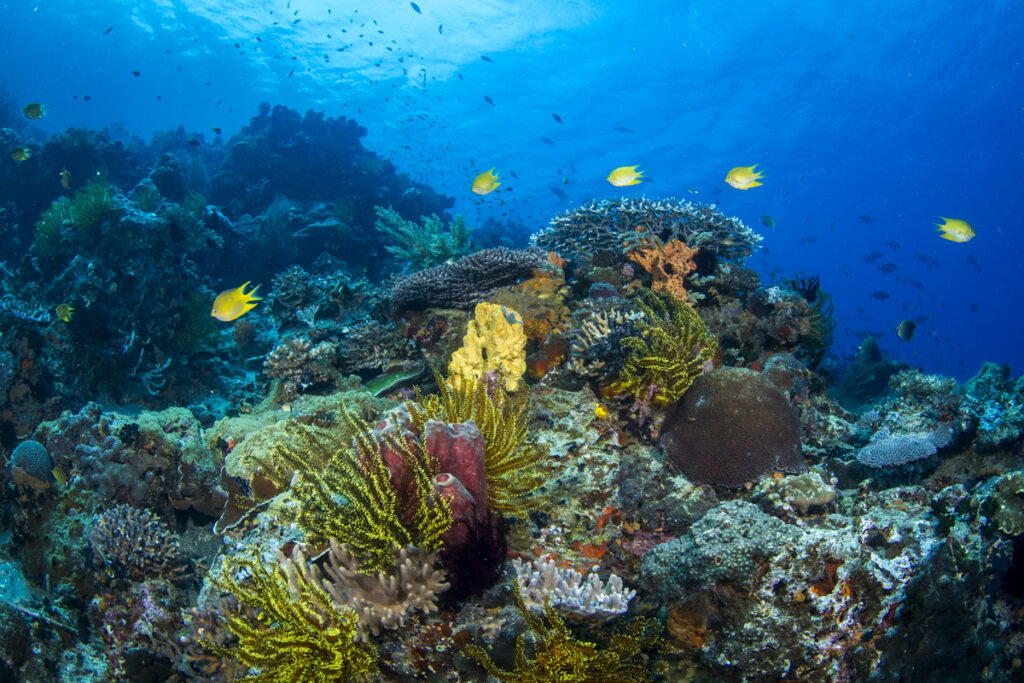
[87,505,189,583]
[660,367,806,487]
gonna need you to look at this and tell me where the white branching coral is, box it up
[280,539,449,641]
[512,557,636,624]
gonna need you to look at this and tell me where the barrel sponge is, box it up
[660,367,805,487]
[448,302,527,392]
[10,440,53,481]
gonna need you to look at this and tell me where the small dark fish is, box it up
[211,127,222,135]
[540,136,554,145]
[438,24,443,34]
[858,214,873,223]
[967,254,981,272]
[132,70,141,76]
[794,236,816,244]
[550,187,567,199]
[103,26,113,35]
[861,251,884,264]
[188,139,200,147]
[83,95,91,100]
[615,125,634,134]
[869,290,891,300]
[483,95,494,105]
[877,262,898,274]
[970,302,979,312]
[552,113,562,123]
[760,215,775,229]
[410,1,421,13]
[914,252,940,270]
[481,55,494,63]
[457,73,463,80]
[510,171,519,179]
[885,240,901,249]
[896,320,916,341]
[288,69,294,77]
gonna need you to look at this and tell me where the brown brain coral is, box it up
[659,367,806,487]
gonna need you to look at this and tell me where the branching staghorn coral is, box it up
[411,375,546,516]
[256,412,451,573]
[462,579,662,683]
[282,539,449,641]
[609,289,719,405]
[374,205,473,270]
[204,552,378,682]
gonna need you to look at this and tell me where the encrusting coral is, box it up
[608,289,718,405]
[449,301,528,392]
[204,552,378,682]
[462,579,662,682]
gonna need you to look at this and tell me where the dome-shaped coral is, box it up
[660,367,805,487]
[9,440,52,482]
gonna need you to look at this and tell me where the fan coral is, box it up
[530,196,761,266]
[608,290,718,405]
[448,302,528,392]
[462,579,662,682]
[374,205,473,270]
[282,539,449,641]
[87,505,188,583]
[204,552,378,682]
[659,367,806,487]
[389,247,548,311]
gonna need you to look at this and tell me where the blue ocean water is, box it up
[2,0,1022,380]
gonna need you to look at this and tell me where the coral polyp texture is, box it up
[660,367,806,487]
[87,505,189,583]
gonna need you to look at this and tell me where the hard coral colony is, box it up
[0,31,1018,683]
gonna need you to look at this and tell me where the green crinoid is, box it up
[608,289,719,405]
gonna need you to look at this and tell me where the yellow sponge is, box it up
[449,302,527,392]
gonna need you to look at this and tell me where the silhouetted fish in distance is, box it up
[869,291,891,300]
[859,214,873,223]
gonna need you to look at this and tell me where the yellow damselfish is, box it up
[606,165,644,187]
[935,217,975,243]
[55,304,74,322]
[471,168,501,195]
[211,282,262,321]
[594,403,609,419]
[725,165,764,189]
